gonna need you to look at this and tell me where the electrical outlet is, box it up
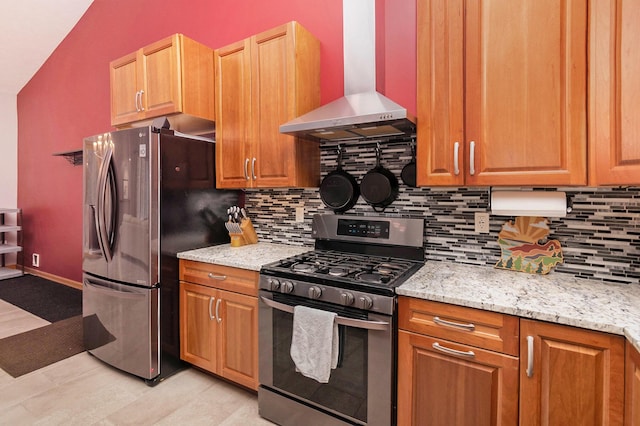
[32,253,40,268]
[295,206,305,223]
[474,212,490,233]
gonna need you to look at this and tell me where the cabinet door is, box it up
[141,35,182,118]
[589,0,640,185]
[519,319,624,425]
[397,330,519,426]
[215,39,252,189]
[626,341,640,426]
[179,282,217,372]
[110,51,142,126]
[465,0,587,186]
[417,0,587,187]
[218,290,258,390]
[416,0,465,186]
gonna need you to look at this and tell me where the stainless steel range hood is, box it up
[279,0,416,142]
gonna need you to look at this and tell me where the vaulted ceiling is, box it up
[0,0,94,95]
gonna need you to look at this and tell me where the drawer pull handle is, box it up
[207,273,227,280]
[208,297,215,320]
[432,342,475,358]
[526,335,534,378]
[433,316,475,331]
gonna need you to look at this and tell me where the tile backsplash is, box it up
[245,140,640,285]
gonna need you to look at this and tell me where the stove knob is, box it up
[358,296,373,310]
[308,286,322,299]
[340,292,355,306]
[280,281,294,294]
[268,278,280,291]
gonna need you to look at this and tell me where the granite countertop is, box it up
[178,242,640,352]
[177,242,311,271]
[396,262,640,352]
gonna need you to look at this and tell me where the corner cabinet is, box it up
[519,319,625,425]
[110,34,215,127]
[214,21,321,189]
[416,0,587,187]
[0,208,23,280]
[589,0,640,185]
[179,260,259,390]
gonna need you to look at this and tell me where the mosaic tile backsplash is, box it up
[245,140,640,285]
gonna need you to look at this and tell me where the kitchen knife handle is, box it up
[453,141,460,176]
[469,141,476,176]
[208,273,227,280]
[208,297,215,320]
[215,298,222,323]
[432,342,475,358]
[251,157,257,180]
[526,335,534,377]
[244,158,250,180]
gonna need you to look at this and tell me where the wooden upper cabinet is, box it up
[110,34,215,127]
[215,22,321,189]
[519,319,625,425]
[416,0,588,186]
[589,0,640,185]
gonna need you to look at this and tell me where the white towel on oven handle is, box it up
[290,305,339,383]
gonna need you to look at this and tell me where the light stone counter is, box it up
[177,242,311,271]
[397,262,640,352]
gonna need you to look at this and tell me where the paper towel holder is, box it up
[489,189,572,217]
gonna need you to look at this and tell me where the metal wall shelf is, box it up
[53,149,83,166]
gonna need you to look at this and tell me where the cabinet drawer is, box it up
[398,297,519,356]
[179,260,258,297]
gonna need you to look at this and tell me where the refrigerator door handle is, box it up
[96,147,117,262]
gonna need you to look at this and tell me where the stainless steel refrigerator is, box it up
[82,125,239,385]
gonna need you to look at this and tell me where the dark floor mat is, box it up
[0,315,84,377]
[0,274,82,322]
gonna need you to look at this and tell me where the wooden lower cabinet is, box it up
[626,341,640,426]
[179,260,259,390]
[519,319,625,425]
[397,330,519,426]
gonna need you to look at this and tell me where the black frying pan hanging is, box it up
[360,145,399,211]
[319,146,360,212]
[401,140,417,187]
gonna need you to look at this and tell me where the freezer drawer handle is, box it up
[260,296,390,331]
[207,273,227,280]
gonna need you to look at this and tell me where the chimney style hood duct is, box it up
[279,0,416,141]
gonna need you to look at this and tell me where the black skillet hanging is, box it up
[401,140,417,187]
[360,144,399,211]
[319,145,360,212]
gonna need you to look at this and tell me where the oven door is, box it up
[258,290,395,426]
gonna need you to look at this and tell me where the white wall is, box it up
[0,93,17,208]
[0,92,18,265]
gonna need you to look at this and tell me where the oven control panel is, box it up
[337,219,390,239]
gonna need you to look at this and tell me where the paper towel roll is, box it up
[490,191,568,217]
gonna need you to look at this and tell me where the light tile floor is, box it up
[0,299,272,425]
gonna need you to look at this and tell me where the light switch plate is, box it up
[295,207,305,223]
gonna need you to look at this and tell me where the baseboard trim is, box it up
[23,267,82,291]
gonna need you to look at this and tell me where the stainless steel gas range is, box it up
[258,214,424,426]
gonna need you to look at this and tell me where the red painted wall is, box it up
[17,0,416,282]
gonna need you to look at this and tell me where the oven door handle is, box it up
[260,296,390,331]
